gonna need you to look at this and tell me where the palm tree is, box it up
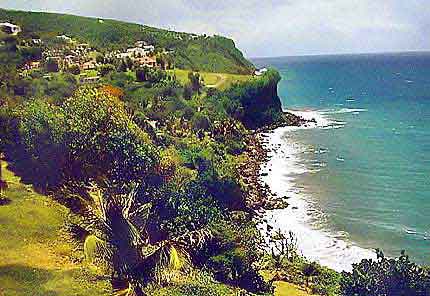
[0,152,7,201]
[302,262,320,289]
[78,182,211,296]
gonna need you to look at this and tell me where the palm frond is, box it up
[84,234,108,264]
[173,228,213,250]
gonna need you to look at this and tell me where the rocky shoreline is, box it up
[240,112,314,212]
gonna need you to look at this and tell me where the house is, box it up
[116,52,132,59]
[142,45,155,53]
[127,47,146,58]
[76,43,89,51]
[0,22,22,35]
[29,61,41,69]
[80,76,100,84]
[254,68,268,76]
[31,38,42,45]
[135,40,147,48]
[56,34,72,43]
[135,56,157,68]
[80,61,96,71]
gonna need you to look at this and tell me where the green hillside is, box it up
[0,8,255,74]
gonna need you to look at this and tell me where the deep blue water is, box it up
[253,53,430,265]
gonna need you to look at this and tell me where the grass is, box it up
[275,281,316,296]
[0,161,110,296]
[167,69,252,90]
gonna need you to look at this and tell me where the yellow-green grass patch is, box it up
[167,69,252,90]
[0,161,110,296]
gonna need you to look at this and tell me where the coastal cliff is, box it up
[224,69,284,129]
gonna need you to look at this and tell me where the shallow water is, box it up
[253,53,430,269]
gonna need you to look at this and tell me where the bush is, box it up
[99,64,115,76]
[191,113,211,131]
[45,58,59,72]
[340,250,430,296]
[7,88,159,191]
[222,69,283,129]
[67,64,80,75]
[136,67,148,82]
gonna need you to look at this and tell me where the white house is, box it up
[56,34,72,43]
[142,45,155,53]
[135,40,147,48]
[127,47,147,57]
[254,68,268,76]
[0,22,22,35]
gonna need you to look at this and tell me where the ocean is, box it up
[253,53,430,271]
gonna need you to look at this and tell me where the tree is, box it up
[45,58,60,72]
[183,83,193,100]
[267,229,298,269]
[118,59,128,72]
[136,67,148,82]
[0,152,6,200]
[340,250,430,296]
[11,88,158,190]
[96,54,105,64]
[78,183,212,295]
[188,72,202,94]
[302,262,320,288]
[68,64,81,75]
[156,54,167,70]
[100,64,115,76]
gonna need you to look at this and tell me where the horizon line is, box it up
[249,50,430,60]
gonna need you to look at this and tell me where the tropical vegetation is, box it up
[1,7,429,296]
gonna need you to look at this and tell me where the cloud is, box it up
[1,0,429,57]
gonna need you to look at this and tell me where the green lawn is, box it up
[167,69,252,90]
[0,161,110,296]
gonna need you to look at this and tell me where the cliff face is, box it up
[225,69,283,129]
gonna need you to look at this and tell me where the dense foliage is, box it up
[0,67,279,295]
[2,10,429,295]
[340,250,430,296]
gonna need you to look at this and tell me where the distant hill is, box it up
[0,8,255,74]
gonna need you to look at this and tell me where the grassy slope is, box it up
[0,8,255,74]
[168,69,252,90]
[275,281,315,296]
[0,161,110,296]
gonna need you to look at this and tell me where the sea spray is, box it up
[260,110,376,272]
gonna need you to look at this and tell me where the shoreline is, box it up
[240,112,312,212]
[243,110,376,272]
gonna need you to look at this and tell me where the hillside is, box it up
[0,8,255,74]
[0,161,111,295]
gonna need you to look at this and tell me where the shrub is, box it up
[99,64,115,76]
[191,113,211,131]
[7,88,159,191]
[45,58,59,72]
[340,250,430,296]
[68,64,80,75]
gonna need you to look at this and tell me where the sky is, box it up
[1,0,429,57]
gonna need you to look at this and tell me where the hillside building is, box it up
[0,22,22,35]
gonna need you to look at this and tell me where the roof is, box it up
[0,22,20,28]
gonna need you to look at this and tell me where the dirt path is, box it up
[206,74,227,88]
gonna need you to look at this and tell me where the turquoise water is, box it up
[253,53,430,265]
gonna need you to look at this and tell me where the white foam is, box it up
[319,108,368,115]
[284,109,345,130]
[260,109,376,272]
